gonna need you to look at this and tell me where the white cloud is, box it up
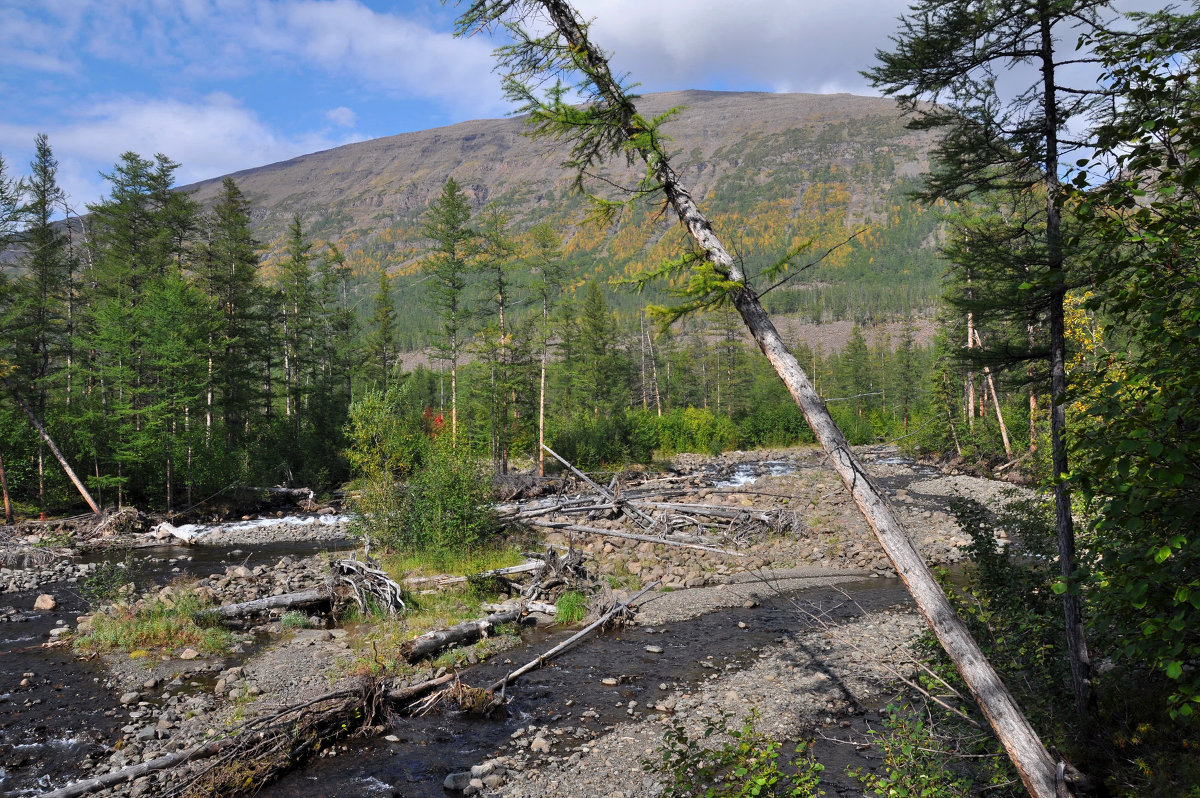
[0,94,359,208]
[325,105,357,127]
[571,0,910,96]
[260,0,507,116]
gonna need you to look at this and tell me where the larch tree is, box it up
[865,0,1121,724]
[365,265,398,389]
[454,1,1070,794]
[424,178,475,445]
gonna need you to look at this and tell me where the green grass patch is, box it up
[281,610,310,629]
[555,590,588,625]
[381,542,526,580]
[74,587,231,656]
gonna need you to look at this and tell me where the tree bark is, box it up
[4,378,100,514]
[0,448,14,525]
[527,4,1064,794]
[208,588,327,619]
[399,607,524,662]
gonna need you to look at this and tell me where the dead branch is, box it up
[398,607,526,663]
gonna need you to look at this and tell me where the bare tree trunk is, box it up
[5,378,100,514]
[973,329,1012,457]
[526,4,1064,793]
[648,327,662,416]
[0,448,14,525]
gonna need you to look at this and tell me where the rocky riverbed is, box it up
[1,446,1030,797]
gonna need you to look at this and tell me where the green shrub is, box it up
[281,610,310,629]
[555,590,588,625]
[645,709,823,797]
[390,437,496,556]
[75,587,231,655]
[851,704,976,798]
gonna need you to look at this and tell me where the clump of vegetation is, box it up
[645,709,824,798]
[850,704,987,798]
[74,586,231,655]
[554,590,587,625]
[281,610,310,629]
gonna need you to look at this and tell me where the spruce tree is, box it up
[277,214,314,431]
[197,177,263,446]
[365,265,398,389]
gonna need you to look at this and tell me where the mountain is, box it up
[184,90,944,349]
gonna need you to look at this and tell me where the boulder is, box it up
[33,594,56,611]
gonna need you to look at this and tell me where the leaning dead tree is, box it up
[455,2,1065,795]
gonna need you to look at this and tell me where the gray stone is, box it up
[119,691,140,705]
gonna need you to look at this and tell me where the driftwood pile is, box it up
[495,445,803,557]
[203,555,407,624]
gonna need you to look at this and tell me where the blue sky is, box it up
[0,0,922,209]
[0,0,1144,210]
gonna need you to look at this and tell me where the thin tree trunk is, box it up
[1040,5,1094,724]
[648,327,662,416]
[0,449,14,525]
[530,4,1063,793]
[4,378,100,514]
[973,329,1012,457]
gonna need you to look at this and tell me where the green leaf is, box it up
[1166,661,1183,679]
[1051,579,1068,595]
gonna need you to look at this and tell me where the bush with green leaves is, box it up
[852,704,982,798]
[390,436,497,557]
[645,709,823,798]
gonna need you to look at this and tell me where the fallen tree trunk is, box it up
[541,444,657,529]
[524,519,744,557]
[487,581,659,693]
[398,607,525,663]
[402,560,542,589]
[208,588,327,619]
[37,739,234,798]
[4,377,100,515]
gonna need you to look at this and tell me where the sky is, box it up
[0,0,918,210]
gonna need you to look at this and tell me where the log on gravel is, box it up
[36,739,233,798]
[398,607,525,663]
[207,588,328,619]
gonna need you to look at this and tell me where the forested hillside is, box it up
[0,91,947,514]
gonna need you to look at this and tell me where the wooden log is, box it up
[36,738,233,798]
[483,600,558,615]
[402,560,543,588]
[524,519,744,557]
[541,444,657,528]
[207,588,327,619]
[630,500,774,522]
[398,607,525,663]
[486,581,659,692]
[4,377,100,515]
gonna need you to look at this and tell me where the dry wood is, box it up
[330,557,406,615]
[483,599,557,614]
[486,581,659,693]
[402,560,542,588]
[36,739,234,798]
[4,377,100,515]
[524,518,744,557]
[207,588,328,619]
[398,607,525,662]
[541,444,657,528]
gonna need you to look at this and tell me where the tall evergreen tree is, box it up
[277,214,314,430]
[577,281,619,416]
[866,0,1117,722]
[197,177,263,445]
[424,178,474,444]
[365,265,398,389]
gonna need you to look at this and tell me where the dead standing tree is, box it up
[454,2,1066,795]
